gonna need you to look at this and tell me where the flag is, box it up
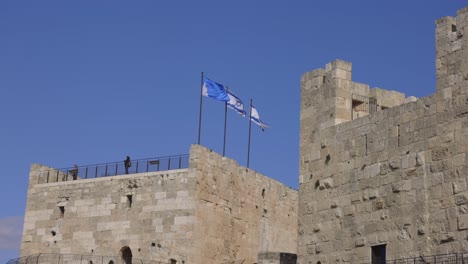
[202,77,230,102]
[250,104,269,130]
[227,90,246,117]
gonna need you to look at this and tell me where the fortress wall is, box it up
[21,167,195,263]
[21,145,298,264]
[300,79,468,263]
[189,145,298,264]
[299,8,468,264]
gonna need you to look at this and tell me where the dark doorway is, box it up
[371,244,386,264]
[120,246,133,264]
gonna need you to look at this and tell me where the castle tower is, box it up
[436,7,468,112]
[298,7,468,264]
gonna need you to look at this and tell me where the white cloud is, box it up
[0,216,23,250]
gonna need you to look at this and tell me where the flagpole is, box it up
[223,86,229,157]
[247,99,253,168]
[197,72,204,145]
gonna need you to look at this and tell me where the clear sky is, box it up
[0,1,466,262]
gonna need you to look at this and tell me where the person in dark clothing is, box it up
[71,164,78,180]
[124,156,132,174]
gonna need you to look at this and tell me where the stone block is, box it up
[432,147,449,161]
[455,193,468,205]
[354,237,365,247]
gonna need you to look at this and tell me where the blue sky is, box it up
[0,1,466,262]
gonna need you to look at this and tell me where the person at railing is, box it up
[70,164,78,180]
[124,156,132,174]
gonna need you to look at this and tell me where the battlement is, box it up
[301,60,416,134]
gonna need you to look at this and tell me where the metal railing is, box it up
[6,253,168,264]
[365,252,468,264]
[38,154,189,184]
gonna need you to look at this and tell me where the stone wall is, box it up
[21,166,195,263]
[190,145,298,264]
[298,7,468,263]
[21,145,298,264]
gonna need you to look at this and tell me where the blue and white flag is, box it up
[250,104,269,130]
[227,91,246,117]
[202,77,230,102]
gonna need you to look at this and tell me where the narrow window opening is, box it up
[151,242,156,247]
[261,189,265,198]
[127,195,133,208]
[59,206,65,218]
[371,244,386,264]
[397,125,400,147]
[365,134,368,156]
[452,24,457,32]
[325,154,331,165]
[51,231,56,236]
[170,259,177,264]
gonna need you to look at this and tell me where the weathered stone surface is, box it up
[21,145,298,264]
[458,215,468,230]
[299,7,468,264]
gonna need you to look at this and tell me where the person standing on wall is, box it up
[124,156,132,174]
[71,164,78,180]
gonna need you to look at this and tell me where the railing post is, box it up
[115,163,118,176]
[105,164,108,177]
[136,160,139,173]
[86,167,88,179]
[146,161,149,173]
[47,170,50,183]
[95,166,98,178]
[56,170,59,182]
[168,158,171,170]
[179,156,182,169]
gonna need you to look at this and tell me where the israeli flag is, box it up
[202,77,230,102]
[250,104,269,130]
[227,91,246,117]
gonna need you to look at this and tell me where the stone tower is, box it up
[298,7,468,264]
[20,145,298,264]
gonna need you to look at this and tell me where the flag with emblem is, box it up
[227,90,246,117]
